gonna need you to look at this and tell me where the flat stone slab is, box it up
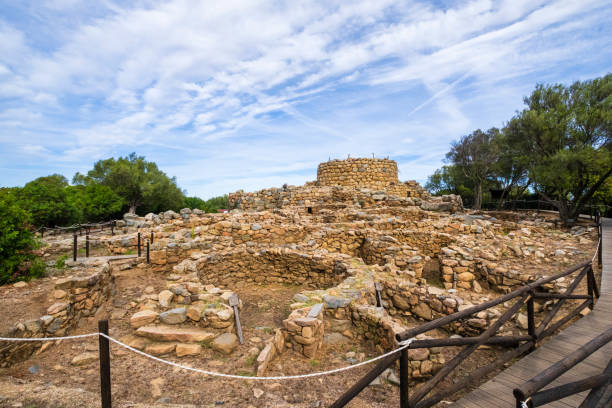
[136,326,214,343]
[159,307,187,324]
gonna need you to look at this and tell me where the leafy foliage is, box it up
[184,195,229,213]
[428,73,612,223]
[73,153,184,214]
[66,184,125,222]
[17,174,78,227]
[0,189,42,284]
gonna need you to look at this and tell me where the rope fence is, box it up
[0,330,415,381]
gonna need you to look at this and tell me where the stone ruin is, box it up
[0,158,599,391]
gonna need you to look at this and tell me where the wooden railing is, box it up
[330,216,603,408]
[513,327,612,408]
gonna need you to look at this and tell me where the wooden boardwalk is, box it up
[451,218,612,408]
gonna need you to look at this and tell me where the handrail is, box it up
[332,212,603,408]
[395,260,589,342]
[513,327,612,408]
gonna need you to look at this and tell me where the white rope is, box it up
[591,238,601,264]
[100,333,416,380]
[0,333,99,342]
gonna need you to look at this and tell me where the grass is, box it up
[54,254,68,269]
[199,338,213,348]
[125,249,136,255]
[246,355,257,367]
[310,359,320,367]
[237,370,255,377]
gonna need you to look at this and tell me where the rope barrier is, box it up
[592,238,601,264]
[0,331,414,381]
[0,333,99,342]
[99,334,415,380]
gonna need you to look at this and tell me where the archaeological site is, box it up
[0,158,603,408]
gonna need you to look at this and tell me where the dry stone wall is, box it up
[0,259,120,367]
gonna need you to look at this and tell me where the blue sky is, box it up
[1,0,611,199]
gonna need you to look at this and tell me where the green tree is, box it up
[74,153,184,215]
[66,184,125,222]
[0,189,44,284]
[18,174,78,227]
[446,128,500,209]
[183,195,229,213]
[513,75,612,223]
[184,196,207,210]
[425,165,474,198]
[490,119,531,207]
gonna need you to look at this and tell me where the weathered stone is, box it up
[176,343,202,357]
[71,352,98,366]
[186,302,205,321]
[47,302,68,315]
[53,289,67,299]
[146,342,176,356]
[294,317,318,327]
[136,326,214,343]
[407,348,429,361]
[212,333,238,354]
[130,310,159,328]
[392,294,410,311]
[412,302,432,320]
[150,377,165,398]
[159,308,187,325]
[158,290,174,308]
[323,295,351,308]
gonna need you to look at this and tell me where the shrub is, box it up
[0,189,42,284]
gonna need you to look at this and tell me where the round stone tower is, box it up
[316,158,399,190]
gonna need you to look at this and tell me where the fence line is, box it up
[0,330,414,380]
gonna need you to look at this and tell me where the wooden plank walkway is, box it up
[451,218,612,408]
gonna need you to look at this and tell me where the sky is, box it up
[0,0,611,199]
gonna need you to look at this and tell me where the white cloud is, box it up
[0,0,611,196]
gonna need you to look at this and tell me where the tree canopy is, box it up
[428,73,612,223]
[73,153,184,214]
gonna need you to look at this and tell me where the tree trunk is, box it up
[129,202,137,214]
[473,182,482,210]
[558,201,571,226]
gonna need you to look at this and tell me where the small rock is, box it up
[212,333,238,354]
[130,310,158,328]
[159,308,187,324]
[253,388,264,398]
[158,290,174,308]
[52,289,67,299]
[13,281,28,288]
[28,365,39,374]
[71,352,98,366]
[176,343,202,357]
[150,377,165,398]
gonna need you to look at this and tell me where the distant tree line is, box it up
[426,74,611,224]
[0,153,228,283]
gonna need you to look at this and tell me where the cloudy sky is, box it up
[1,0,611,198]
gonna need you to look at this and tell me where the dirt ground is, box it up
[0,216,602,408]
[0,279,56,335]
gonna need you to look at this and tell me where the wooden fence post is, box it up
[400,348,409,408]
[98,319,112,408]
[73,233,77,262]
[150,231,154,244]
[146,240,150,263]
[86,233,90,258]
[137,232,141,257]
[527,293,536,351]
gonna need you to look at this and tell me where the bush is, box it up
[0,189,42,284]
